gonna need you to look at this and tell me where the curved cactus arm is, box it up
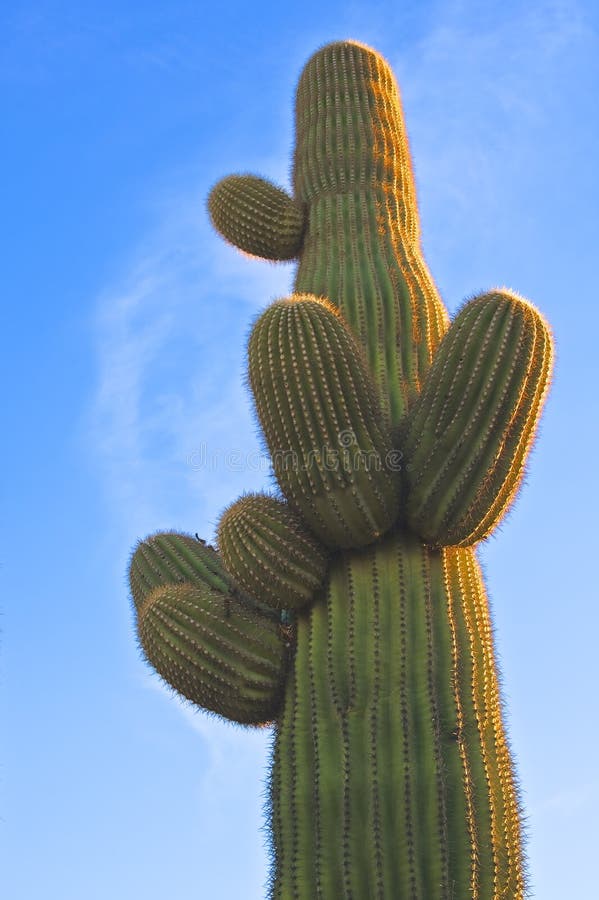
[130,531,292,725]
[218,493,329,612]
[248,294,401,550]
[400,289,554,546]
[208,174,306,261]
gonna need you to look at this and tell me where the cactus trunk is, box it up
[271,528,523,899]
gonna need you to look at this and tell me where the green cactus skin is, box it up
[271,530,523,899]
[129,40,553,899]
[248,296,401,549]
[130,532,289,724]
[218,494,328,611]
[208,175,306,261]
[401,290,553,546]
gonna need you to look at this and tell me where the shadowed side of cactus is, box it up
[130,532,290,724]
[218,493,328,611]
[129,39,553,899]
[208,175,306,261]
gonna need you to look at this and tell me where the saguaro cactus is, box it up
[129,40,553,898]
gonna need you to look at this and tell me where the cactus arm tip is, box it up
[207,174,306,261]
[401,288,554,546]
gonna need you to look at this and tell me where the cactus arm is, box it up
[130,532,291,724]
[217,493,329,611]
[208,174,306,260]
[401,290,554,546]
[248,294,401,549]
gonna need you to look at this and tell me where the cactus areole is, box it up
[129,41,553,899]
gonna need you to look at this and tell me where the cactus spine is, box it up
[129,40,553,898]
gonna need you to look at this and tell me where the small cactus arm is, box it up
[129,41,553,899]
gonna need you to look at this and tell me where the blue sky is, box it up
[3,1,598,897]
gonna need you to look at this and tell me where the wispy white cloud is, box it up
[90,170,293,767]
[138,669,272,792]
[90,171,293,545]
[538,780,599,816]
[386,0,594,302]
